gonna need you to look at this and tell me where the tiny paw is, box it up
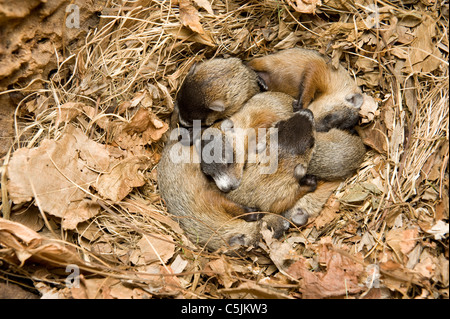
[282,208,310,227]
[290,208,309,226]
[299,174,317,192]
[242,213,264,222]
[228,234,248,246]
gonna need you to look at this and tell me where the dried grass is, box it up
[1,0,448,299]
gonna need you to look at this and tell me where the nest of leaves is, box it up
[0,0,448,299]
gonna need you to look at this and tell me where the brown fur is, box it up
[159,50,367,251]
[202,92,316,215]
[208,92,364,215]
[282,181,341,223]
[157,139,289,252]
[308,129,366,180]
[247,48,367,223]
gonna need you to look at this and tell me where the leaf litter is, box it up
[0,0,448,299]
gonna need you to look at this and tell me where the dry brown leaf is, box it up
[413,250,436,279]
[0,219,42,254]
[356,71,380,88]
[405,14,444,73]
[286,244,365,298]
[356,121,388,154]
[72,277,119,299]
[10,206,44,232]
[130,234,175,265]
[204,257,237,288]
[0,219,85,266]
[260,226,296,274]
[75,222,102,241]
[286,0,322,14]
[386,228,419,256]
[114,107,169,150]
[165,26,215,47]
[339,184,370,203]
[95,156,149,202]
[55,102,84,127]
[25,95,48,115]
[273,32,300,50]
[359,94,379,124]
[179,0,206,35]
[355,56,377,73]
[193,0,214,15]
[72,125,112,171]
[312,193,340,229]
[6,125,104,229]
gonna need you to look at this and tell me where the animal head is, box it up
[247,48,363,127]
[274,108,316,181]
[195,120,245,193]
[294,62,363,118]
[176,58,260,128]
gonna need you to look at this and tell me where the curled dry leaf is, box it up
[286,0,322,14]
[193,0,214,15]
[0,219,42,252]
[260,226,296,274]
[286,244,365,299]
[356,121,388,154]
[130,234,175,265]
[95,156,149,202]
[0,219,84,267]
[404,14,444,73]
[114,107,169,150]
[359,94,379,124]
[179,0,204,34]
[6,124,151,229]
[177,0,215,46]
[6,125,103,229]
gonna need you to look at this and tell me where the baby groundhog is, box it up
[200,92,365,224]
[174,57,262,128]
[200,92,317,218]
[157,137,290,252]
[247,48,364,132]
[245,48,368,224]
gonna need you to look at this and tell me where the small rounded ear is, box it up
[346,93,364,109]
[256,73,269,91]
[294,164,307,180]
[209,100,226,112]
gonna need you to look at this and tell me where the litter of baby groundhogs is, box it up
[0,0,448,299]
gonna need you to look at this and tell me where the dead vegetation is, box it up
[0,0,448,299]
